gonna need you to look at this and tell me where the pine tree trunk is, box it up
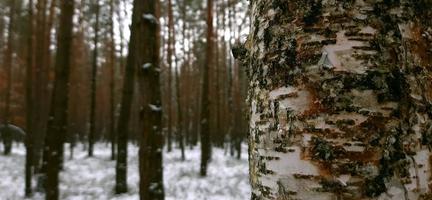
[213,0,221,147]
[200,0,213,177]
[89,0,100,158]
[109,0,116,161]
[3,0,15,156]
[166,0,175,153]
[131,0,165,199]
[241,1,432,199]
[115,0,140,194]
[44,0,74,198]
[34,0,56,173]
[25,0,35,196]
[176,64,185,161]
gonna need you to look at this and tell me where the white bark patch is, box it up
[250,99,259,130]
[405,150,431,197]
[322,31,375,74]
[360,26,377,35]
[269,87,312,114]
[257,147,329,200]
[269,87,296,100]
[261,147,320,177]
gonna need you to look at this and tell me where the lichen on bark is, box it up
[239,0,432,199]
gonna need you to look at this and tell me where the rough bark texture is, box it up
[133,0,165,199]
[44,0,74,199]
[241,0,432,199]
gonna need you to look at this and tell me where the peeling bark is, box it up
[241,0,432,199]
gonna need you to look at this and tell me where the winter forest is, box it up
[1,0,432,200]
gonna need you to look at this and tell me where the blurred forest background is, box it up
[0,0,250,199]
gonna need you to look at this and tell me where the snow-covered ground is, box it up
[0,143,250,200]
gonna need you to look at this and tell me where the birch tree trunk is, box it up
[240,1,432,199]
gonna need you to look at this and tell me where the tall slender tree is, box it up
[115,0,138,193]
[109,0,117,161]
[166,0,175,153]
[43,0,74,198]
[34,0,57,172]
[2,0,15,155]
[176,63,185,161]
[89,0,100,157]
[25,0,35,196]
[200,0,213,176]
[121,0,165,198]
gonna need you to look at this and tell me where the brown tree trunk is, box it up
[241,1,432,199]
[200,0,213,177]
[33,0,47,168]
[166,0,175,153]
[213,0,221,147]
[177,0,187,161]
[25,0,35,196]
[89,0,100,157]
[176,64,185,161]
[115,0,138,194]
[3,0,16,156]
[34,0,56,172]
[43,0,74,198]
[109,0,116,161]
[130,0,165,199]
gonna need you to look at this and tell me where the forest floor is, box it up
[0,143,250,200]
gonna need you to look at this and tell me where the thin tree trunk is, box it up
[166,0,174,153]
[89,0,100,157]
[177,0,187,161]
[200,0,213,177]
[25,0,35,196]
[214,0,221,147]
[115,0,138,193]
[117,0,125,77]
[33,0,46,173]
[44,0,74,198]
[3,0,15,156]
[109,0,116,161]
[179,0,189,150]
[176,65,185,161]
[242,1,432,199]
[34,0,55,173]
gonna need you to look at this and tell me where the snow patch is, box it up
[142,14,158,24]
[0,143,250,200]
